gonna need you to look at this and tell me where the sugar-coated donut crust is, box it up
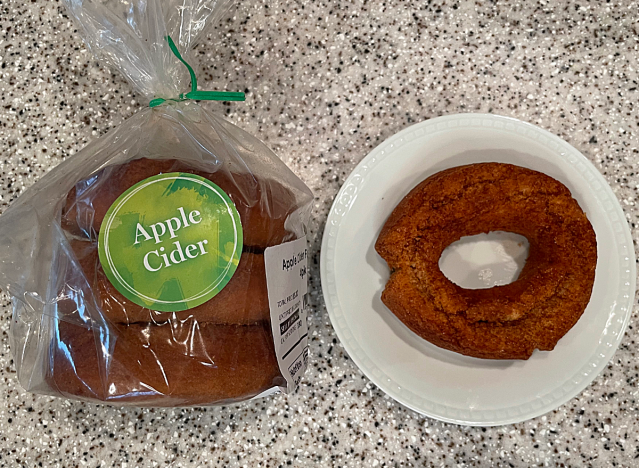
[375,163,597,360]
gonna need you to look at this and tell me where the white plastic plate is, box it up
[320,114,636,426]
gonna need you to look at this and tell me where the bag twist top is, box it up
[65,0,234,101]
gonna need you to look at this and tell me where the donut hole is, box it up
[438,231,529,290]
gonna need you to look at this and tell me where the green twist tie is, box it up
[149,36,245,108]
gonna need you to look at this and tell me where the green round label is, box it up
[98,172,243,312]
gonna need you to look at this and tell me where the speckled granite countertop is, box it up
[1,0,639,466]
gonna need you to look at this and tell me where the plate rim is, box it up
[319,112,637,426]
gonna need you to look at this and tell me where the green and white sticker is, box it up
[98,172,243,312]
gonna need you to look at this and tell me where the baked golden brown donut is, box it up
[375,163,597,360]
[68,239,270,325]
[62,158,299,248]
[49,320,284,406]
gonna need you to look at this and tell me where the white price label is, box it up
[264,236,309,392]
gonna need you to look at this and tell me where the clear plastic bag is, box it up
[0,0,313,406]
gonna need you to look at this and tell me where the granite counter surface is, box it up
[1,0,639,466]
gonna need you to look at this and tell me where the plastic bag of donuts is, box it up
[0,0,313,406]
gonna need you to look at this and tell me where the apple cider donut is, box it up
[61,157,299,249]
[68,239,270,325]
[50,320,285,405]
[375,163,597,360]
